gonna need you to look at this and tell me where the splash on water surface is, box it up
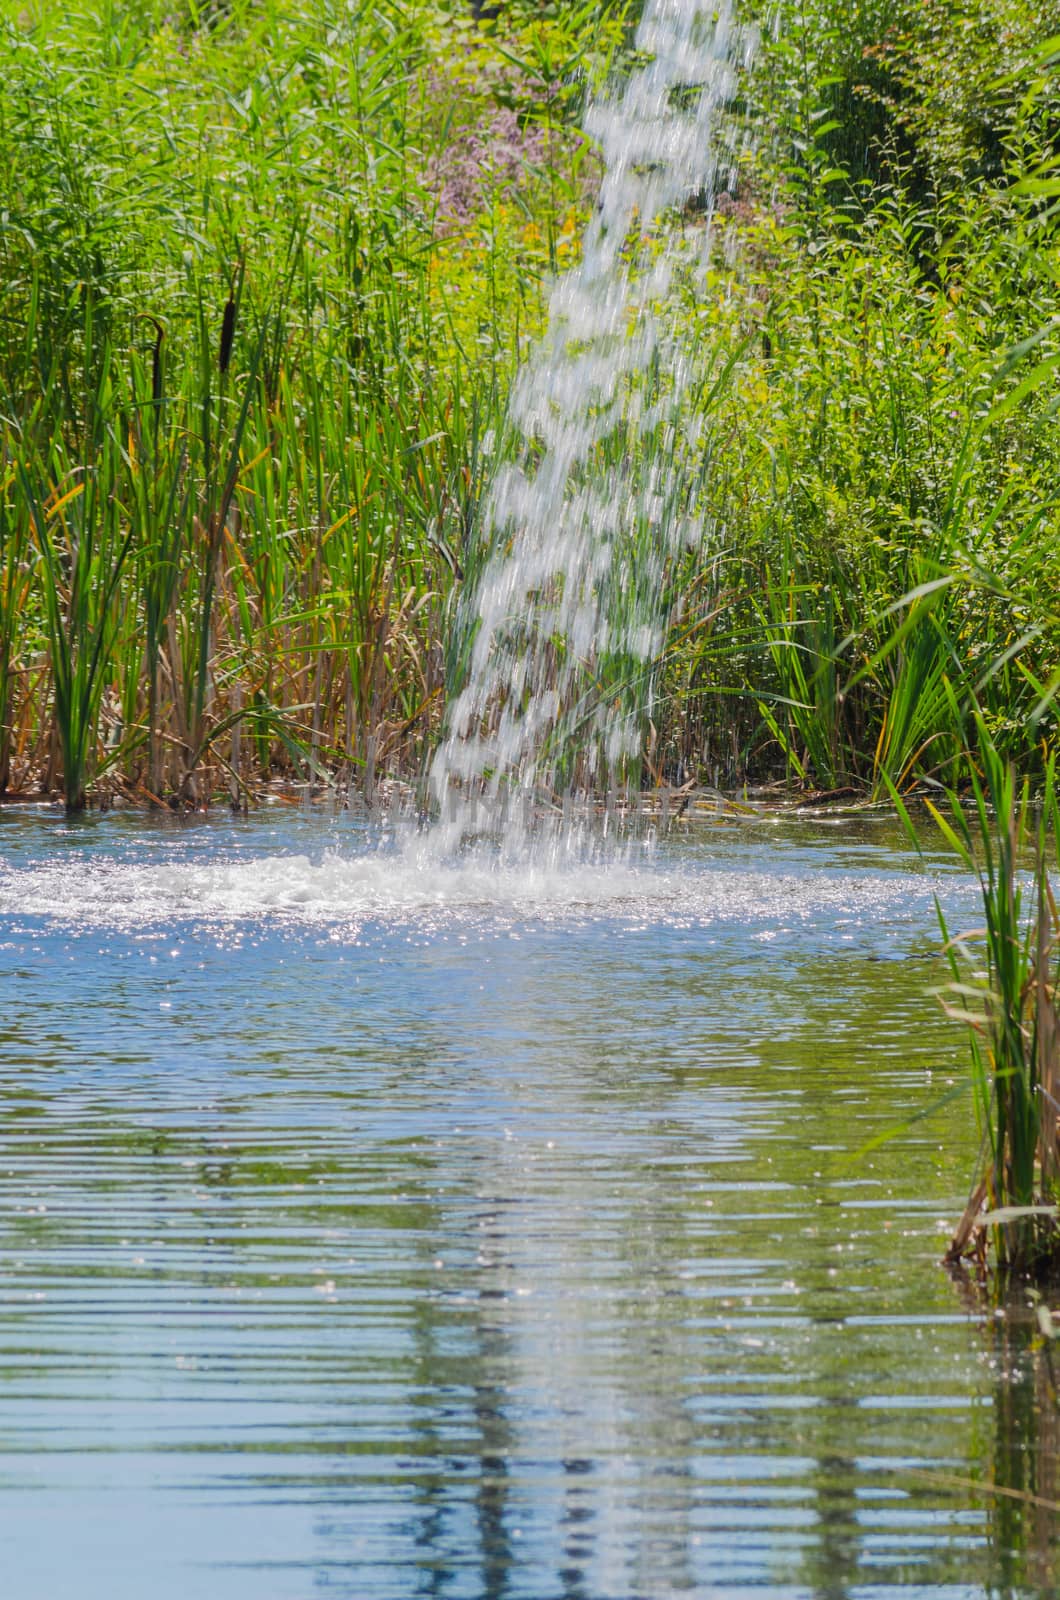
[0,812,973,947]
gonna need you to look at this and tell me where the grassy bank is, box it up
[1,0,1058,808]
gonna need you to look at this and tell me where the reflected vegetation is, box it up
[940,1280,1060,1599]
[988,1316,1060,1596]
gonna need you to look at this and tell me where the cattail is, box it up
[219,296,236,375]
[151,319,164,406]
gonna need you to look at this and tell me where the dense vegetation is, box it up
[668,0,1060,797]
[0,0,1058,808]
[0,0,619,806]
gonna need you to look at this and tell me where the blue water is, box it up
[0,805,1054,1598]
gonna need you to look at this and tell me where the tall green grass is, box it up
[0,0,613,809]
[893,721,1060,1276]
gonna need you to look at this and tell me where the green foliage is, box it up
[894,721,1060,1276]
[748,0,1060,195]
[2,0,1059,809]
[0,0,620,805]
[656,0,1060,794]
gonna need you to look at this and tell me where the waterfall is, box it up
[429,0,754,851]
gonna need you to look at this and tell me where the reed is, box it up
[0,0,610,807]
[893,720,1060,1277]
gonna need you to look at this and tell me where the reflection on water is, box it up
[972,1297,1060,1597]
[0,807,1056,1597]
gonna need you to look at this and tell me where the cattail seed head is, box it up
[151,321,164,405]
[219,297,236,374]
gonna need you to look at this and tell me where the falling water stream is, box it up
[430,0,754,846]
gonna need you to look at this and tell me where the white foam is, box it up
[0,835,962,940]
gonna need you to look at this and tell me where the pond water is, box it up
[0,805,1056,1598]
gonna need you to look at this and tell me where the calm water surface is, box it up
[0,806,1056,1598]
